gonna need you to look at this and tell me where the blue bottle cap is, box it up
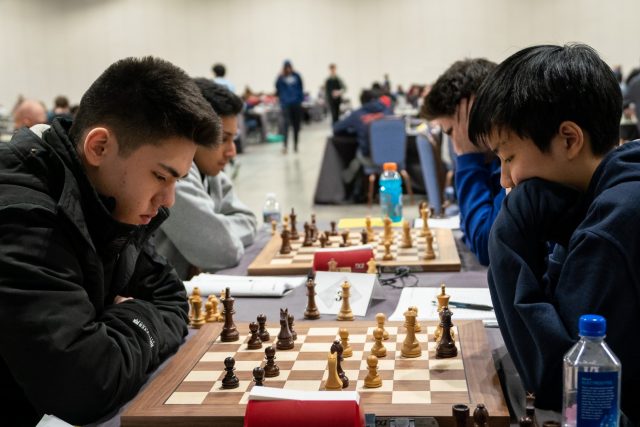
[579,314,606,337]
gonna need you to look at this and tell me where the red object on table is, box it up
[244,400,364,427]
[313,246,375,273]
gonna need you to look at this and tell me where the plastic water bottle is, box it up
[379,162,403,222]
[562,314,621,427]
[262,192,281,225]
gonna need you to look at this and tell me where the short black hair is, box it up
[469,44,622,156]
[193,78,243,117]
[54,95,69,109]
[212,63,226,77]
[360,90,376,106]
[70,56,220,156]
[421,58,496,120]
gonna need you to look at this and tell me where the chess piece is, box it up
[329,220,339,236]
[188,287,203,325]
[436,307,458,358]
[376,312,390,340]
[280,227,292,254]
[189,288,206,329]
[339,229,350,247]
[283,215,289,231]
[337,281,354,321]
[383,216,393,242]
[324,351,343,390]
[434,283,451,342]
[221,356,239,389]
[360,229,368,245]
[257,314,270,342]
[382,240,394,260]
[220,288,239,342]
[311,213,318,242]
[263,346,280,377]
[331,340,349,388]
[247,321,263,350]
[304,277,321,319]
[276,308,294,350]
[206,294,223,322]
[205,300,214,323]
[409,306,422,333]
[519,393,537,427]
[287,313,297,341]
[401,309,422,358]
[320,232,329,248]
[420,205,432,237]
[452,404,470,427]
[371,327,387,357]
[401,219,413,248]
[424,233,436,260]
[473,403,489,427]
[365,216,374,241]
[252,366,265,386]
[339,328,353,358]
[271,219,277,235]
[302,222,313,247]
[363,355,382,388]
[289,208,299,240]
[366,257,378,274]
[328,258,338,272]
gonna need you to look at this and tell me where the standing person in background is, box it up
[325,63,346,124]
[275,60,304,154]
[421,58,502,266]
[212,63,236,93]
[155,79,257,280]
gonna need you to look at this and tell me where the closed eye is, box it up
[153,172,167,182]
[504,156,514,164]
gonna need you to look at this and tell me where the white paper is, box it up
[389,287,496,323]
[184,274,305,297]
[313,271,382,317]
[249,387,360,403]
[413,214,460,230]
[36,415,73,427]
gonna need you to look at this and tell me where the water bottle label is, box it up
[263,212,281,224]
[576,371,619,427]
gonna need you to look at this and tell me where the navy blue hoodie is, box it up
[332,100,389,156]
[488,140,640,424]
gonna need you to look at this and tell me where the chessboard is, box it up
[121,320,508,427]
[247,228,461,275]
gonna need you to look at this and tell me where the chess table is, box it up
[121,320,509,427]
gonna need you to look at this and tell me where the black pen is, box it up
[432,300,494,311]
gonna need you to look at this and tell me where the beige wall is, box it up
[1,0,638,110]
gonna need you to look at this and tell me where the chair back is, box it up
[368,117,407,169]
[416,133,444,216]
[626,75,640,134]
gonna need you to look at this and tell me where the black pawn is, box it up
[330,221,338,236]
[361,229,368,244]
[436,307,458,358]
[263,346,280,377]
[221,356,239,389]
[287,313,297,341]
[452,404,470,427]
[257,314,270,342]
[473,403,489,427]
[331,340,349,388]
[253,366,265,386]
[340,230,350,247]
[247,321,263,350]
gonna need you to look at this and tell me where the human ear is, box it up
[82,127,112,167]
[558,121,584,160]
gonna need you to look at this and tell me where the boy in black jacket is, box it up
[469,44,638,424]
[0,57,220,426]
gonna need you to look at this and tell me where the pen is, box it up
[431,300,494,311]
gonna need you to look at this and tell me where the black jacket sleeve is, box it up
[0,205,185,425]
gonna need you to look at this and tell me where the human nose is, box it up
[226,141,237,159]
[500,165,514,189]
[157,182,176,208]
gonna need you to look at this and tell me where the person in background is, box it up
[469,43,638,424]
[421,58,502,266]
[48,95,73,123]
[12,99,47,130]
[325,63,346,124]
[212,62,236,93]
[275,60,304,154]
[155,79,257,280]
[0,56,220,426]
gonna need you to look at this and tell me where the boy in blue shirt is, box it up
[469,44,638,424]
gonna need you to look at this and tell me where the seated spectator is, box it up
[12,99,47,130]
[421,58,503,266]
[333,89,391,201]
[155,79,257,280]
[48,95,74,123]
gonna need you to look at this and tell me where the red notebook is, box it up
[312,246,375,273]
[244,400,364,427]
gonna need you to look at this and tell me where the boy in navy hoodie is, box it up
[469,44,638,424]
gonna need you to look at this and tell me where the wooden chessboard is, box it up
[121,320,509,427]
[247,228,461,275]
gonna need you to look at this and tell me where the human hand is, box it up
[451,98,483,155]
[114,295,134,304]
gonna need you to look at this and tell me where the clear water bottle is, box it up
[262,192,281,225]
[562,314,621,427]
[379,162,403,222]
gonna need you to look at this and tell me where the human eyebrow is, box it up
[158,163,188,179]
[491,140,507,156]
